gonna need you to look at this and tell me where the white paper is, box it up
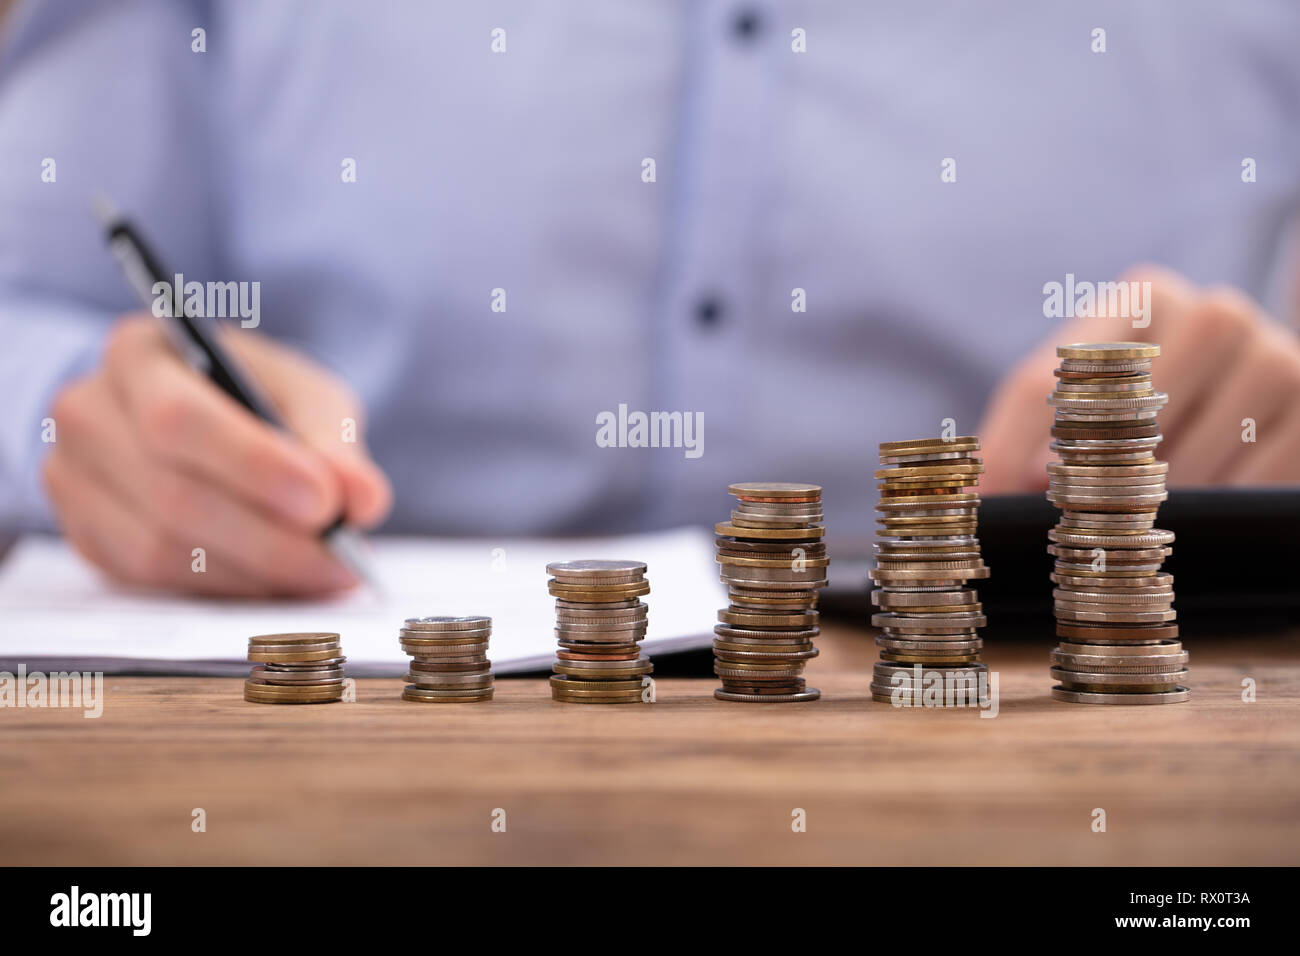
[0,529,725,675]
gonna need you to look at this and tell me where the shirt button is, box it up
[731,8,761,42]
[695,296,725,329]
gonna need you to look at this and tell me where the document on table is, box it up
[0,529,725,675]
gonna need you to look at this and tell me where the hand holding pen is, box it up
[37,198,391,596]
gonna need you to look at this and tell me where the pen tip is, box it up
[326,525,382,596]
[90,192,119,228]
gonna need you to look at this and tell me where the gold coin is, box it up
[714,522,825,540]
[247,632,340,646]
[873,463,984,480]
[401,686,494,703]
[1056,342,1161,360]
[243,679,342,703]
[879,437,979,453]
[547,584,651,601]
[715,554,831,568]
[551,690,645,703]
[548,676,646,692]
[727,482,822,498]
[247,645,342,663]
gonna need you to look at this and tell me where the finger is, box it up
[54,378,357,593]
[1162,325,1300,484]
[102,318,342,529]
[982,275,1169,494]
[978,355,1055,494]
[228,329,394,528]
[314,444,393,528]
[1127,271,1257,440]
[43,449,277,597]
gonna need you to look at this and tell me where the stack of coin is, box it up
[547,560,653,704]
[712,482,827,703]
[1046,343,1189,704]
[868,438,989,704]
[244,632,346,704]
[399,616,494,703]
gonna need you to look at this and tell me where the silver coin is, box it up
[400,640,490,655]
[874,536,978,550]
[713,688,821,703]
[399,627,492,643]
[1048,392,1168,409]
[872,612,987,630]
[1053,562,1166,575]
[1053,587,1173,604]
[713,646,819,661]
[403,615,492,631]
[873,589,978,607]
[1051,650,1188,670]
[713,624,820,642]
[554,628,647,646]
[1050,685,1188,704]
[1056,639,1182,656]
[1051,666,1189,685]
[546,559,647,578]
[1053,409,1160,423]
[730,512,825,528]
[1061,516,1158,530]
[1054,380,1153,393]
[1049,529,1174,548]
[261,656,347,670]
[250,665,345,684]
[732,500,826,515]
[1051,572,1172,589]
[1049,545,1171,563]
[877,637,983,652]
[720,570,830,588]
[1058,358,1153,373]
[554,597,643,610]
[1051,436,1162,450]
[405,670,495,686]
[1055,608,1177,623]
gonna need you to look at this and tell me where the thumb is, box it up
[224,328,393,528]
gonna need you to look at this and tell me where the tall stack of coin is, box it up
[869,438,990,704]
[399,616,494,703]
[712,482,827,703]
[1046,343,1189,704]
[548,560,653,704]
[244,632,346,704]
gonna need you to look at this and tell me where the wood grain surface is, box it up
[1,624,1296,865]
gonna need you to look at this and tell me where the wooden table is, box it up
[2,624,1296,865]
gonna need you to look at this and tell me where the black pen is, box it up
[93,193,376,589]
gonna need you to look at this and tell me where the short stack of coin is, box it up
[1046,342,1189,704]
[399,616,494,703]
[245,632,346,704]
[548,560,653,704]
[712,482,827,703]
[869,438,990,704]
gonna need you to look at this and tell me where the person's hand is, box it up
[979,265,1300,493]
[43,313,392,596]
